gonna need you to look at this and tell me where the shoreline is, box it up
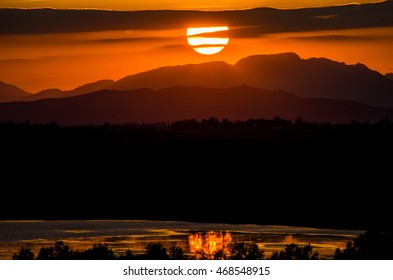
[0,220,362,260]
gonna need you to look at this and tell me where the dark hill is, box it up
[112,62,238,90]
[24,79,115,101]
[5,53,393,107]
[109,53,393,107]
[0,81,31,102]
[1,85,392,125]
[235,53,393,107]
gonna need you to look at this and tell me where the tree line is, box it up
[12,230,393,260]
[2,117,392,231]
[12,241,315,260]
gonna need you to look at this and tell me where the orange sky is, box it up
[0,1,392,92]
[0,0,379,10]
[1,26,392,93]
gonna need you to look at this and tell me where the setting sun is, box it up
[186,26,229,55]
[0,0,393,265]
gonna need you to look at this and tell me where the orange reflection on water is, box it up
[189,231,232,256]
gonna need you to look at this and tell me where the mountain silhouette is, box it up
[0,81,31,102]
[1,85,392,125]
[112,62,238,90]
[24,79,114,101]
[235,53,393,107]
[2,53,393,107]
[110,53,393,107]
[386,73,393,81]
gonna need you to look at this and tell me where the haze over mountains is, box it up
[111,53,393,107]
[0,81,30,102]
[24,80,115,101]
[1,53,393,104]
[1,1,392,91]
[1,53,393,124]
[1,85,393,125]
[1,2,393,228]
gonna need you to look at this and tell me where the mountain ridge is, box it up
[1,85,392,125]
[0,81,31,102]
[25,79,115,101]
[108,52,393,107]
[1,53,393,107]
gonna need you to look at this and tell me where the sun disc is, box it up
[193,46,225,55]
[186,26,229,55]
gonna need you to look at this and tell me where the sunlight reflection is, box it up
[189,231,232,256]
[0,221,362,260]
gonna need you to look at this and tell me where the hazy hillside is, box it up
[111,62,238,91]
[24,79,115,101]
[0,81,31,102]
[1,85,392,125]
[3,53,392,107]
[109,53,393,107]
[235,53,393,107]
[2,52,393,109]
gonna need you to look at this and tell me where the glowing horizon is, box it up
[1,1,392,92]
[0,0,381,10]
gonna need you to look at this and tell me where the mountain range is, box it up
[0,81,30,102]
[2,53,393,106]
[23,79,115,102]
[1,85,393,125]
[1,53,393,124]
[110,53,393,107]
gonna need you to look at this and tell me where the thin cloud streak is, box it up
[1,2,393,35]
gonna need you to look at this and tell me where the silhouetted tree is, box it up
[144,243,169,260]
[213,249,228,260]
[12,247,34,260]
[37,241,73,260]
[119,250,135,260]
[77,243,115,260]
[169,246,186,260]
[201,117,219,129]
[231,242,248,260]
[246,243,265,260]
[295,116,304,126]
[334,242,359,259]
[334,231,393,259]
[270,243,319,260]
[231,242,265,260]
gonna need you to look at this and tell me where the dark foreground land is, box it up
[1,117,392,230]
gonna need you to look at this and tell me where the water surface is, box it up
[0,220,362,259]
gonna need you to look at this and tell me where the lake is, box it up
[0,220,363,259]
